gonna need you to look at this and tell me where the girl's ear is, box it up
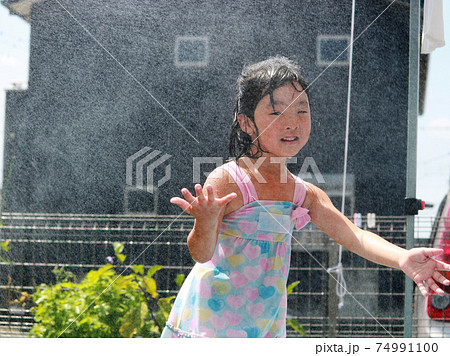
[237,114,255,136]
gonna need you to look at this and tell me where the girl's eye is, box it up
[270,111,308,116]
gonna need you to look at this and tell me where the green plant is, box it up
[29,243,184,338]
[1,240,28,315]
[0,240,10,263]
[28,241,303,338]
[286,280,306,337]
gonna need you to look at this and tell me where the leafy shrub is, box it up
[29,243,184,338]
[27,242,305,337]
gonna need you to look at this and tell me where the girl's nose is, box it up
[283,112,298,130]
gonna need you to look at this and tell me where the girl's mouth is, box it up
[281,136,299,142]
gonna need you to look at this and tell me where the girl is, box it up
[161,56,450,338]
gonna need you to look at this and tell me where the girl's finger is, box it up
[433,270,450,286]
[427,277,445,296]
[205,185,214,202]
[423,248,444,258]
[218,192,237,206]
[416,281,428,297]
[435,260,450,272]
[170,197,192,214]
[181,188,196,204]
[195,184,206,202]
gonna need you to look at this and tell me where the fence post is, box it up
[404,0,421,338]
[327,242,340,337]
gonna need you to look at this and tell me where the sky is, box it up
[0,2,449,224]
[0,4,30,187]
[416,2,450,222]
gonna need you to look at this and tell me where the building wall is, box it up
[3,0,410,215]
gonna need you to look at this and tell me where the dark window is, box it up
[317,35,350,66]
[175,36,209,67]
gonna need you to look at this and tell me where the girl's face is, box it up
[242,81,311,159]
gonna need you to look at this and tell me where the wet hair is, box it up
[229,56,309,159]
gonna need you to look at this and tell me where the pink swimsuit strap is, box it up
[221,160,307,207]
[291,175,307,207]
[221,161,259,205]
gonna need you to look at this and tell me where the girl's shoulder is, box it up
[204,164,245,215]
[301,181,336,216]
[204,164,235,189]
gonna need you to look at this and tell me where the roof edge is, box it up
[1,0,44,22]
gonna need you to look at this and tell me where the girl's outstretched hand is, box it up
[399,248,450,297]
[170,183,236,263]
[170,184,237,222]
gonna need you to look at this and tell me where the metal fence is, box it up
[0,213,443,338]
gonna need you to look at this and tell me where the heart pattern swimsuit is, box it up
[161,160,311,338]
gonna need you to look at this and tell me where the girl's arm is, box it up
[170,168,237,263]
[304,182,450,297]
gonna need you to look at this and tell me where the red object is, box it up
[421,200,426,210]
[427,209,450,320]
[427,281,450,320]
[443,208,450,257]
[427,271,450,319]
